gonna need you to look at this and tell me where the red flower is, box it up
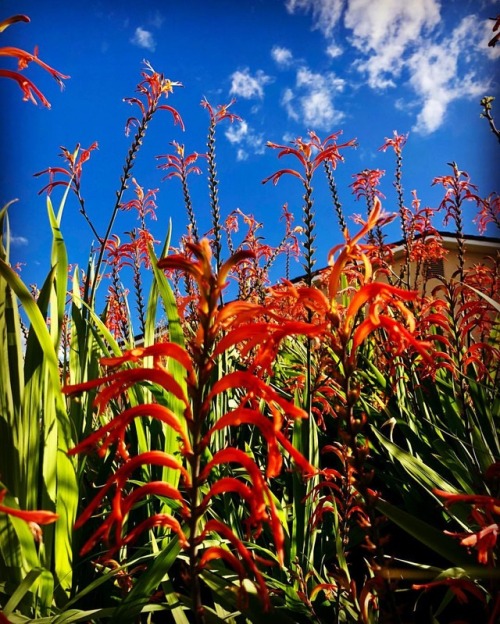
[0,489,58,542]
[327,197,394,298]
[350,169,386,202]
[413,577,485,605]
[201,97,241,124]
[157,141,205,181]
[35,142,98,195]
[262,130,356,186]
[0,14,69,107]
[200,520,271,611]
[120,178,158,222]
[124,62,184,135]
[378,130,408,155]
[434,488,500,565]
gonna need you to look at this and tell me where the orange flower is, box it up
[0,14,68,107]
[0,489,58,542]
[413,577,485,605]
[262,130,356,185]
[434,488,500,565]
[201,97,241,124]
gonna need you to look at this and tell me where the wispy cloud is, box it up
[285,0,496,134]
[325,42,343,58]
[9,235,28,247]
[148,11,164,29]
[271,45,294,67]
[345,0,441,89]
[225,120,266,160]
[130,26,156,52]
[281,88,299,122]
[229,68,273,99]
[408,16,489,134]
[283,66,345,129]
[285,0,344,37]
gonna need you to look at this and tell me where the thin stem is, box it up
[394,148,410,287]
[480,96,500,144]
[73,182,102,243]
[181,166,199,242]
[324,160,347,233]
[207,118,222,272]
[302,168,316,286]
[89,97,161,308]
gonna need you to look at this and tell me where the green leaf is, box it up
[111,536,182,623]
[2,567,43,616]
[375,498,475,567]
[371,428,456,494]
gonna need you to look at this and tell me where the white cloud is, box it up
[148,11,164,29]
[326,42,343,58]
[408,16,489,134]
[236,148,248,161]
[287,0,495,135]
[283,67,345,129]
[9,235,28,247]
[271,45,294,66]
[281,88,299,121]
[285,0,344,37]
[225,120,250,144]
[225,120,266,156]
[345,0,441,89]
[229,68,273,99]
[130,27,156,52]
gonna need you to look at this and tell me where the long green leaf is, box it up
[371,428,456,493]
[111,536,182,623]
[0,258,77,600]
[375,498,474,567]
[148,241,188,490]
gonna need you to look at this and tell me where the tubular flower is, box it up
[34,142,98,195]
[433,162,482,227]
[343,282,434,364]
[262,130,357,186]
[474,192,500,234]
[157,141,205,181]
[0,14,69,107]
[0,489,58,525]
[327,197,394,299]
[201,520,272,611]
[201,97,241,124]
[124,61,184,134]
[434,488,500,565]
[64,240,318,613]
[0,489,58,542]
[120,178,158,222]
[378,131,408,155]
[413,577,486,605]
[350,169,386,202]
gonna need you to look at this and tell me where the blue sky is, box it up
[2,0,499,295]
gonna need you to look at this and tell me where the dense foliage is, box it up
[1,13,499,624]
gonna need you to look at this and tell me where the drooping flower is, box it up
[0,14,69,107]
[124,61,184,135]
[201,97,241,125]
[0,489,58,525]
[434,488,500,565]
[120,178,158,222]
[413,577,486,605]
[0,488,58,542]
[378,131,408,156]
[262,130,357,186]
[350,169,386,203]
[34,142,98,195]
